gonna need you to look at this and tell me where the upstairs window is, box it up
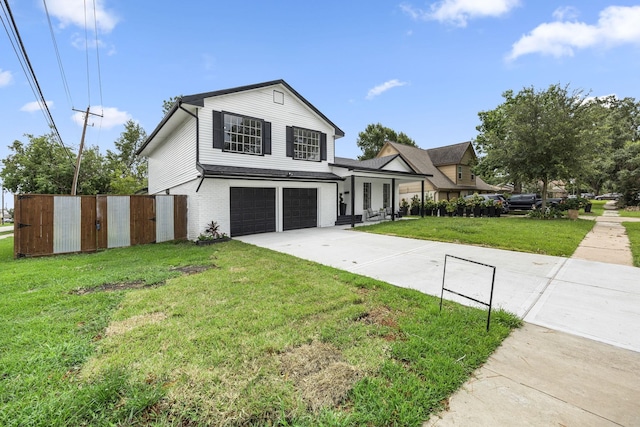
[224,114,262,154]
[213,110,271,155]
[458,166,462,180]
[294,127,320,161]
[286,126,327,161]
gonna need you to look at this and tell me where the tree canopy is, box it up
[474,84,599,208]
[1,120,148,196]
[356,123,417,160]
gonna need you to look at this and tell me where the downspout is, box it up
[178,104,204,192]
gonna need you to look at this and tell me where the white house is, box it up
[137,80,426,239]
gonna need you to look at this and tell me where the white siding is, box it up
[383,157,414,172]
[166,178,337,240]
[199,84,338,173]
[147,117,198,194]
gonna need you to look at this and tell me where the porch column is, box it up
[391,178,396,221]
[350,175,355,228]
[421,180,425,218]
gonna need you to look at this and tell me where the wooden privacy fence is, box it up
[13,194,187,258]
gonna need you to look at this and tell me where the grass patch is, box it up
[359,216,594,256]
[623,222,640,267]
[619,208,640,218]
[0,237,519,426]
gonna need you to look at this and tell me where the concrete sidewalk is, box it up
[238,223,640,426]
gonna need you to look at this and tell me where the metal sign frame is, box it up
[439,254,496,331]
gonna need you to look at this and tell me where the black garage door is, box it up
[230,187,276,237]
[283,188,317,231]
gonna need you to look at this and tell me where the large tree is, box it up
[106,120,148,194]
[474,84,598,208]
[356,123,417,160]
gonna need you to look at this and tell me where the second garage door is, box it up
[283,188,317,231]
[230,187,276,237]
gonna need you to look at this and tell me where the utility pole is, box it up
[71,106,102,195]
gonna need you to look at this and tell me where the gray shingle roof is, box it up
[200,164,342,181]
[427,141,473,166]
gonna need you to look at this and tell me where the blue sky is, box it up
[2,0,640,207]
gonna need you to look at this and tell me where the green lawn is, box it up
[0,237,518,426]
[359,216,595,256]
[619,209,640,218]
[623,222,640,267]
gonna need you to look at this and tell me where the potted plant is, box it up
[445,200,456,217]
[424,199,436,216]
[485,198,496,217]
[339,193,347,216]
[562,197,582,219]
[469,194,483,217]
[436,200,448,217]
[399,198,409,216]
[410,195,421,215]
[455,198,466,216]
[494,200,503,217]
[196,221,230,245]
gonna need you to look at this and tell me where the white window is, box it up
[294,127,320,161]
[363,182,371,210]
[224,113,262,155]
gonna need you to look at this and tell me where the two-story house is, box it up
[138,80,424,239]
[377,141,495,202]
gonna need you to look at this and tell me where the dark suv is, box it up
[464,194,510,213]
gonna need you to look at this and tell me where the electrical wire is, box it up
[93,0,104,113]
[42,0,73,110]
[83,0,91,106]
[0,0,74,166]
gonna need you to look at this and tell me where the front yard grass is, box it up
[623,222,640,267]
[359,216,595,257]
[0,237,519,426]
[619,208,640,218]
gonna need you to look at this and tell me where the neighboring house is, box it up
[377,141,495,202]
[138,80,425,239]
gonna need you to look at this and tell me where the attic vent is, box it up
[273,90,284,105]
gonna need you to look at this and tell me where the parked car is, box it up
[595,193,620,200]
[508,194,563,210]
[580,193,595,199]
[464,193,510,213]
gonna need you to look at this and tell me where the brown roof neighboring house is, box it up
[378,141,495,199]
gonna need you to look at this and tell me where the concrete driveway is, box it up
[238,225,640,353]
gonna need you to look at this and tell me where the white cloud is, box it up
[400,0,520,27]
[72,106,130,129]
[0,69,13,87]
[20,100,54,112]
[366,79,408,100]
[552,6,579,22]
[45,0,118,33]
[508,5,640,61]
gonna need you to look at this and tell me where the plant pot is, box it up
[399,207,408,216]
[488,206,496,217]
[567,209,579,220]
[456,207,464,217]
[465,208,472,218]
[473,207,482,217]
[438,207,447,217]
[425,209,432,216]
[339,203,347,216]
[410,207,419,215]
[584,203,592,213]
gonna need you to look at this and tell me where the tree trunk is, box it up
[540,179,549,210]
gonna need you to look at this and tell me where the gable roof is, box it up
[427,141,474,166]
[138,79,344,156]
[331,155,431,178]
[181,79,344,137]
[382,141,493,191]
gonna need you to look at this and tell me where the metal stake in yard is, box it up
[440,254,496,331]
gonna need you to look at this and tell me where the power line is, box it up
[83,0,91,105]
[92,0,104,111]
[0,0,74,166]
[42,0,73,110]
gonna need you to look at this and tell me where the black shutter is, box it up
[320,133,327,161]
[263,121,271,155]
[286,126,294,158]
[213,111,223,149]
